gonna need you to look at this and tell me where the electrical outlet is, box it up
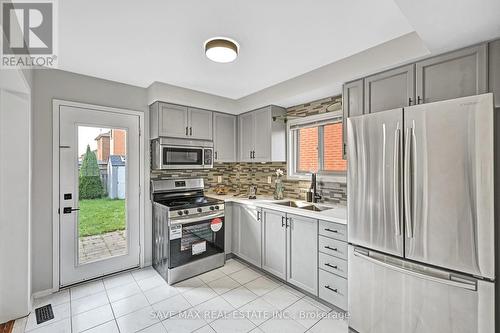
[267,176,272,184]
[217,176,222,183]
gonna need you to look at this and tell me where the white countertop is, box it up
[207,192,347,225]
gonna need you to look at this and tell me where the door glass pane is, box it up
[297,126,319,172]
[77,126,127,265]
[323,123,347,172]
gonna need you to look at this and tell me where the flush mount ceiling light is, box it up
[204,37,239,63]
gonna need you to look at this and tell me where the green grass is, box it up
[78,199,125,237]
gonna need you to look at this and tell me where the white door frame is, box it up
[52,99,145,291]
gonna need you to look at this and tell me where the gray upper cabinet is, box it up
[213,112,237,162]
[416,44,488,104]
[489,39,500,107]
[188,107,213,140]
[342,79,364,159]
[149,102,213,140]
[364,64,415,114]
[287,214,318,295]
[238,105,286,162]
[261,209,287,280]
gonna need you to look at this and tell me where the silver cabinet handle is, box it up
[324,245,338,252]
[185,126,188,136]
[214,151,218,160]
[324,285,340,294]
[393,126,401,235]
[324,263,338,270]
[257,210,261,221]
[353,249,477,291]
[190,127,192,136]
[404,127,413,238]
[324,228,338,233]
[281,216,285,227]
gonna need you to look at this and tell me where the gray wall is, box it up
[32,69,149,293]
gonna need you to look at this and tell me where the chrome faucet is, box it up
[311,173,322,203]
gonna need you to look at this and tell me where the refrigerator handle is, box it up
[404,127,414,238]
[393,126,401,235]
[411,126,417,231]
[353,249,477,291]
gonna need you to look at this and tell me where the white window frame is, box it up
[287,111,346,183]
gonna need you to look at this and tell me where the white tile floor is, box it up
[22,259,348,333]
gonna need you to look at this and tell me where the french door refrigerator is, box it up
[347,93,495,333]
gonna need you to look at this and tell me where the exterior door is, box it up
[286,214,318,295]
[59,105,140,286]
[188,107,213,140]
[403,94,494,279]
[261,209,286,279]
[347,108,403,257]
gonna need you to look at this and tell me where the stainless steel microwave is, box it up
[151,138,213,170]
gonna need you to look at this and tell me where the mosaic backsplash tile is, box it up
[151,95,347,206]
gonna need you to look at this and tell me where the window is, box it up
[288,111,346,180]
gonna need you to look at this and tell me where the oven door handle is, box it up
[170,211,224,225]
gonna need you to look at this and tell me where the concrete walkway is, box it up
[78,230,127,264]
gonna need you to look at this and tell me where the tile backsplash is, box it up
[151,95,347,206]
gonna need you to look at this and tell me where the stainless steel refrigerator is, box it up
[347,94,495,333]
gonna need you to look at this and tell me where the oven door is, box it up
[168,212,225,268]
[161,145,205,169]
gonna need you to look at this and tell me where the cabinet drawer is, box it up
[318,221,347,241]
[318,236,347,260]
[319,270,347,310]
[319,252,347,278]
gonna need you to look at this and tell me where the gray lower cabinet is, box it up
[416,44,488,104]
[213,112,237,162]
[489,39,500,107]
[188,107,213,140]
[261,209,287,279]
[287,214,318,295]
[224,203,233,255]
[342,79,364,159]
[318,220,348,310]
[236,204,262,267]
[364,64,415,114]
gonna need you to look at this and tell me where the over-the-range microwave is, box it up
[151,138,213,170]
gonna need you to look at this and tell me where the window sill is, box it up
[286,173,347,184]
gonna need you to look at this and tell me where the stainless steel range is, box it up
[151,178,225,284]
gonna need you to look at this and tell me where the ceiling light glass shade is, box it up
[205,38,239,63]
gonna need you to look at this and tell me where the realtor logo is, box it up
[1,0,57,68]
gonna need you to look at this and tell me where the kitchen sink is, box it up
[273,201,332,212]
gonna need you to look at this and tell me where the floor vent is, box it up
[35,304,54,324]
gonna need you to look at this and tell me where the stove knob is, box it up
[197,208,203,213]
[215,205,220,210]
[184,210,189,215]
[177,211,183,216]
[210,206,215,211]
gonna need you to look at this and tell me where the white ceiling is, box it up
[58,0,500,109]
[59,0,413,99]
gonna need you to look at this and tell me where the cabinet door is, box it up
[224,203,233,255]
[239,112,255,162]
[238,205,262,267]
[158,103,188,138]
[489,39,500,107]
[416,44,487,104]
[213,113,237,162]
[188,107,213,140]
[231,204,241,256]
[286,214,318,295]
[342,79,364,159]
[252,107,272,162]
[364,64,415,114]
[261,209,287,279]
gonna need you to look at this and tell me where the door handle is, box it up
[185,126,188,136]
[408,97,413,106]
[404,127,413,238]
[249,151,252,159]
[189,127,192,136]
[393,126,401,236]
[281,216,285,227]
[63,207,80,214]
[417,96,422,104]
[257,211,261,221]
[215,151,218,160]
